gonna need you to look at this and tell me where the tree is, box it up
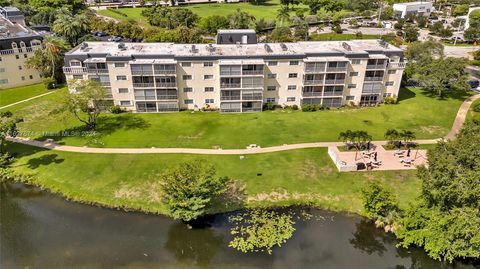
[399,130,415,146]
[0,112,23,154]
[361,182,399,219]
[469,9,480,28]
[403,24,419,42]
[25,35,70,84]
[52,13,90,46]
[380,6,394,20]
[303,0,322,14]
[142,7,199,29]
[268,26,294,42]
[294,19,309,40]
[28,0,85,13]
[160,160,231,222]
[452,4,469,17]
[464,27,480,42]
[255,18,276,32]
[64,80,107,130]
[276,5,291,27]
[228,209,296,254]
[404,40,444,62]
[228,9,255,29]
[199,15,229,35]
[415,15,428,28]
[384,129,399,146]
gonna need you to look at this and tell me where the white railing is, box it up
[304,80,324,85]
[63,67,87,74]
[324,79,345,85]
[388,62,407,69]
[366,64,387,70]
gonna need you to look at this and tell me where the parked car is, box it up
[96,32,108,37]
[468,79,479,89]
[108,36,123,42]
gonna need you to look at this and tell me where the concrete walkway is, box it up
[6,94,479,155]
[0,91,55,110]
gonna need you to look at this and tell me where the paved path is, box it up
[7,94,479,155]
[0,91,55,110]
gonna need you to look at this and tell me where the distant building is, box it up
[393,1,434,19]
[0,7,43,89]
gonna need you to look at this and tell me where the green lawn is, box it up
[3,87,469,149]
[6,143,421,215]
[97,0,306,22]
[0,83,50,107]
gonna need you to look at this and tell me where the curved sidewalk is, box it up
[7,94,479,155]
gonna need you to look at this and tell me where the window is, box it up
[351,59,361,64]
[18,66,22,70]
[114,63,126,68]
[182,75,192,80]
[183,87,193,93]
[287,85,297,91]
[0,79,8,84]
[184,99,193,104]
[31,40,41,47]
[0,68,4,73]
[350,72,359,77]
[181,62,191,67]
[267,61,278,66]
[120,100,131,106]
[15,55,19,59]
[29,75,33,79]
[19,41,26,48]
[267,73,277,79]
[116,75,127,80]
[0,57,2,61]
[266,97,276,103]
[386,81,394,86]
[288,73,298,78]
[286,97,296,102]
[118,88,129,93]
[204,75,214,80]
[289,61,299,66]
[384,93,392,97]
[23,54,27,58]
[346,96,355,101]
[267,86,276,91]
[348,84,356,89]
[70,61,81,67]
[205,99,214,104]
[203,62,213,67]
[388,70,397,75]
[72,75,83,79]
[204,87,214,92]
[11,42,17,49]
[21,76,25,81]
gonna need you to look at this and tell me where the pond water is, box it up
[1,182,478,269]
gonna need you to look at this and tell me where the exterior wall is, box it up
[393,3,433,18]
[0,47,43,89]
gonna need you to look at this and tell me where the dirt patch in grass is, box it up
[114,183,142,199]
[247,189,341,203]
[419,125,447,134]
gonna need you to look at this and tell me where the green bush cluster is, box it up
[301,104,329,112]
[383,96,397,104]
[109,105,125,114]
[473,102,480,112]
[263,102,276,111]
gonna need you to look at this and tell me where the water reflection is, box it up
[1,182,478,269]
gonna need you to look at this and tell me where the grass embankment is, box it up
[97,0,306,22]
[2,87,469,149]
[0,83,51,107]
[6,143,420,216]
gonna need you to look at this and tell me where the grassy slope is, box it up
[7,143,420,215]
[0,84,50,107]
[97,0,306,22]
[3,87,469,149]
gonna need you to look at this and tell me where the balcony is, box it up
[133,83,155,88]
[242,70,264,76]
[302,92,322,97]
[87,68,109,74]
[326,67,347,72]
[366,64,387,70]
[242,84,263,89]
[156,82,176,88]
[365,77,384,82]
[388,62,406,69]
[221,83,242,89]
[305,67,325,73]
[157,95,178,100]
[242,93,263,101]
[132,70,154,76]
[304,80,324,85]
[154,70,176,75]
[220,71,242,76]
[323,91,344,97]
[324,79,345,85]
[63,67,87,74]
[221,96,241,101]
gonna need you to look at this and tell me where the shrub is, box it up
[384,96,397,104]
[109,105,125,114]
[361,182,399,219]
[291,104,299,110]
[473,102,480,112]
[42,77,57,89]
[263,102,275,111]
[301,104,326,112]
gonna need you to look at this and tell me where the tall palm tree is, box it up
[26,35,70,81]
[384,129,400,145]
[277,5,290,27]
[228,9,255,29]
[52,14,89,46]
[400,130,416,146]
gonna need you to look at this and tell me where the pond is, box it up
[0,182,478,269]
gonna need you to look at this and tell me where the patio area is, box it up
[328,144,428,172]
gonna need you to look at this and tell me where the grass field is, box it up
[97,0,306,22]
[0,84,50,107]
[6,143,421,215]
[3,87,469,149]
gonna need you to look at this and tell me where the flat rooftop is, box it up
[67,40,402,58]
[393,1,432,6]
[0,15,36,39]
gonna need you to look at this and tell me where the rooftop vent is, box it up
[264,44,273,53]
[378,40,389,49]
[80,43,88,50]
[190,44,198,53]
[118,42,126,50]
[206,44,215,53]
[280,43,288,51]
[342,42,351,51]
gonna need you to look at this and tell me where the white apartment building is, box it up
[393,1,434,18]
[0,8,43,89]
[63,31,406,113]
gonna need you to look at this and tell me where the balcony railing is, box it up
[220,71,242,76]
[324,79,345,85]
[132,70,154,75]
[242,70,264,75]
[305,68,326,73]
[99,82,111,87]
[156,82,176,88]
[302,92,322,97]
[0,46,39,55]
[87,68,109,74]
[221,108,242,113]
[323,91,343,96]
[327,67,347,72]
[242,84,263,89]
[304,80,324,85]
[154,70,176,75]
[133,83,155,88]
[388,62,406,69]
[157,95,178,100]
[221,96,241,101]
[365,77,383,82]
[242,94,263,101]
[242,108,262,112]
[63,67,87,74]
[221,83,241,88]
[366,64,387,70]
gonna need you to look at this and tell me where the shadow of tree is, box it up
[211,180,246,214]
[26,154,64,169]
[397,88,416,103]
